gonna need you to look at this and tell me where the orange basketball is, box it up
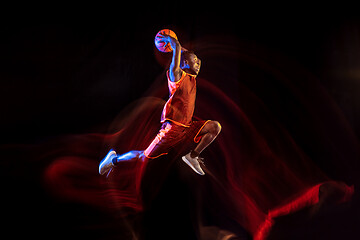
[154,29,178,53]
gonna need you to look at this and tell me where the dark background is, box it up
[1,9,359,239]
[2,13,360,144]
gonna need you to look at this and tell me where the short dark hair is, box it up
[180,50,195,68]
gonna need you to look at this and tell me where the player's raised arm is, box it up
[168,36,183,82]
[157,33,184,82]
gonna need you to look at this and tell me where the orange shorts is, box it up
[144,120,210,159]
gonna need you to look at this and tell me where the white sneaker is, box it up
[182,152,205,175]
[99,149,117,175]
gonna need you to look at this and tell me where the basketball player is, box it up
[99,33,221,176]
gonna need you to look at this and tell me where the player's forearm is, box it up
[168,36,181,51]
[168,37,181,72]
[159,34,183,82]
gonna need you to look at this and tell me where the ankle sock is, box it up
[190,150,199,158]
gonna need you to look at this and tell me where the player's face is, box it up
[186,53,201,75]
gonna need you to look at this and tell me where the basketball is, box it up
[154,29,178,53]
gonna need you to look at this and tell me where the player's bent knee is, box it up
[211,121,222,135]
[216,121,222,134]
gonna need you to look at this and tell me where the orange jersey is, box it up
[161,70,197,127]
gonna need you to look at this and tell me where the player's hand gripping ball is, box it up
[154,29,178,53]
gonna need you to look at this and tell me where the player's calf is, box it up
[182,121,221,175]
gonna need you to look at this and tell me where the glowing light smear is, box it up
[42,39,356,239]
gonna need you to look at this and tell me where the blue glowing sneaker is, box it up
[182,152,205,175]
[99,149,117,176]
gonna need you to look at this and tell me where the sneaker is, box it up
[99,149,117,175]
[182,152,205,175]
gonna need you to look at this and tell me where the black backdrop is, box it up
[1,9,360,240]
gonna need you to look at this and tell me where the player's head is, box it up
[180,51,201,75]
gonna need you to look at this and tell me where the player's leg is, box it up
[99,149,145,175]
[182,121,221,175]
[192,120,222,158]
